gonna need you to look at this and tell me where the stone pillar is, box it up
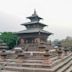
[20,38,24,46]
[25,40,28,44]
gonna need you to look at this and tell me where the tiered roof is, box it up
[18,28,51,35]
[17,10,52,35]
[27,10,43,22]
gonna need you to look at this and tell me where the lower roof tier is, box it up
[16,29,52,35]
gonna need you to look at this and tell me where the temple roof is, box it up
[17,28,52,35]
[21,10,48,30]
[27,10,42,22]
[21,21,47,26]
[17,10,52,36]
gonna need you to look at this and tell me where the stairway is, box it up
[0,53,72,72]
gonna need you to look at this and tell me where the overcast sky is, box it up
[0,0,72,41]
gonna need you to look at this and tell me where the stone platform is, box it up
[0,53,72,72]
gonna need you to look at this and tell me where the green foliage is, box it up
[60,36,72,51]
[0,32,19,50]
[53,37,72,51]
[61,36,72,48]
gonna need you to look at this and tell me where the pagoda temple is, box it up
[0,10,72,72]
[17,10,52,51]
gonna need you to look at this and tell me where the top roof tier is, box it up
[27,10,43,22]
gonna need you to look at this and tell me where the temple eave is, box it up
[27,15,43,19]
[16,29,52,35]
[21,22,47,26]
[16,32,52,37]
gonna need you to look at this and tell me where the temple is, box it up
[17,10,52,51]
[0,10,72,72]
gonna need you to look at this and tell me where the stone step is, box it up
[20,56,58,63]
[1,70,16,72]
[2,55,71,72]
[0,56,59,63]
[52,54,72,72]
[0,55,67,68]
[65,65,72,72]
[56,59,72,72]
[0,54,71,64]
[52,53,72,66]
[0,62,52,68]
[3,66,53,72]
[0,53,72,72]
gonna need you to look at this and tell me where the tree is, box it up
[61,36,72,51]
[61,36,72,48]
[0,32,19,50]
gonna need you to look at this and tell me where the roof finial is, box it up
[32,9,37,16]
[34,9,36,14]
